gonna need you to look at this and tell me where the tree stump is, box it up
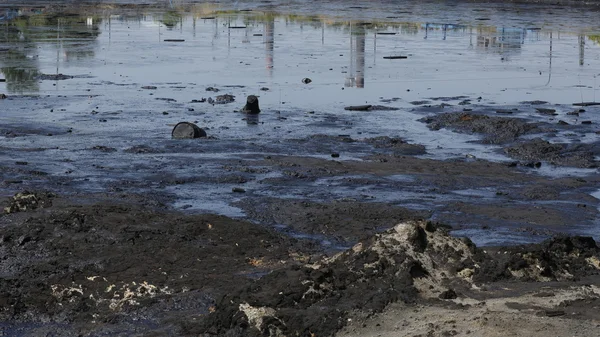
[171,122,207,139]
[241,95,261,114]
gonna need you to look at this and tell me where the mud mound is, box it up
[420,112,539,144]
[199,221,600,336]
[479,236,600,282]
[198,221,483,336]
[364,136,427,155]
[504,138,598,168]
[0,199,303,332]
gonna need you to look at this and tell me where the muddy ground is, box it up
[2,101,600,336]
[3,1,600,336]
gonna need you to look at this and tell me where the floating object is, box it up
[229,26,247,29]
[302,78,312,84]
[171,122,207,139]
[573,102,600,106]
[383,56,408,59]
[344,105,372,111]
[376,32,397,35]
[164,39,185,42]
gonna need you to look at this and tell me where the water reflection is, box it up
[1,6,599,96]
[0,11,101,93]
[476,27,526,61]
[264,16,274,76]
[345,23,365,88]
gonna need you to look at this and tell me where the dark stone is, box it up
[171,122,207,139]
[535,108,557,115]
[302,78,312,84]
[544,310,565,317]
[439,289,458,299]
[241,95,260,114]
[232,187,246,193]
[331,153,340,158]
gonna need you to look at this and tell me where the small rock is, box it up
[331,153,340,158]
[206,87,220,92]
[142,86,157,90]
[535,108,557,115]
[260,87,269,91]
[302,78,312,84]
[439,289,458,299]
[232,187,246,193]
[557,120,569,125]
[0,94,7,99]
[544,310,565,317]
[581,120,592,124]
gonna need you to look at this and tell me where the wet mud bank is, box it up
[2,197,600,336]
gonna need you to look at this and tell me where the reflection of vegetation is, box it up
[160,10,181,29]
[589,35,600,45]
[0,11,102,93]
[0,50,39,93]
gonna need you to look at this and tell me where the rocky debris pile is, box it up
[199,220,600,336]
[420,112,539,144]
[198,221,484,336]
[504,138,598,168]
[3,191,54,214]
[480,236,600,282]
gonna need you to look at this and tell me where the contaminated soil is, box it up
[2,1,600,336]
